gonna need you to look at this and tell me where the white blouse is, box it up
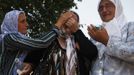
[91,22,134,75]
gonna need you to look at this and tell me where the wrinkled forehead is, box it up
[98,0,123,18]
[99,0,115,7]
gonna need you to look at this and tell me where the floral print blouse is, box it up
[91,22,134,75]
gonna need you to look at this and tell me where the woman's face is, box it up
[63,12,79,35]
[98,0,116,22]
[18,13,28,34]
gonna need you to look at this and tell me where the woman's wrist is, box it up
[55,22,62,29]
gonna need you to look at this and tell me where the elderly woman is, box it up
[58,11,98,75]
[88,0,134,75]
[64,11,98,75]
[0,10,72,75]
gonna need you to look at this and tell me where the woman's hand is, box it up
[17,63,33,75]
[64,17,79,33]
[87,24,109,46]
[55,11,73,29]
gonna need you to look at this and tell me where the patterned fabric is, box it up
[32,41,66,75]
[66,37,78,75]
[92,22,134,75]
[91,0,134,75]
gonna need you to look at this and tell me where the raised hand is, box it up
[55,11,73,29]
[87,24,109,46]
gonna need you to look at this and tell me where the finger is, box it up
[101,28,108,35]
[88,30,95,39]
[87,26,95,34]
[20,63,32,74]
[87,27,95,37]
[65,21,73,28]
[23,65,29,70]
[23,64,30,70]
[88,26,97,39]
[19,70,27,75]
[65,21,71,27]
[101,27,106,31]
[87,25,95,32]
[62,12,73,19]
[19,69,31,75]
[90,24,97,31]
[69,18,75,23]
[60,13,72,24]
[87,26,91,31]
[88,30,92,36]
[17,69,22,75]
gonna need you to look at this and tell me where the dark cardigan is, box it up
[73,30,98,75]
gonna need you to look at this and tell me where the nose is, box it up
[24,22,28,29]
[102,7,107,12]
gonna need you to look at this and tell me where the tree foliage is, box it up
[0,0,81,37]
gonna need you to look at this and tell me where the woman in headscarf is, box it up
[0,10,72,75]
[60,11,98,75]
[88,0,134,75]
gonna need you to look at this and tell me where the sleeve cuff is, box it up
[52,26,66,37]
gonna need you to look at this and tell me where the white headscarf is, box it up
[98,0,127,37]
